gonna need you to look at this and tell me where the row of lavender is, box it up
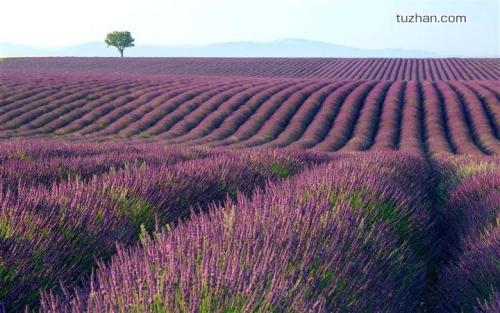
[433,155,499,312]
[0,141,497,312]
[0,75,498,155]
[37,154,446,312]
[1,58,498,80]
[0,142,331,311]
[0,141,209,192]
[39,151,499,312]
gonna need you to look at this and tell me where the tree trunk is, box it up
[120,49,124,57]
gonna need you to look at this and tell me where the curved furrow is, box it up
[41,81,150,135]
[0,83,62,107]
[180,80,301,146]
[155,81,272,141]
[312,81,378,152]
[476,81,500,100]
[53,82,161,135]
[81,80,236,136]
[0,81,97,124]
[15,81,130,133]
[427,82,458,154]
[434,81,484,155]
[232,81,330,148]
[33,82,146,135]
[260,81,347,148]
[0,81,107,131]
[396,81,426,155]
[465,82,500,139]
[450,82,500,154]
[340,81,392,152]
[211,81,317,147]
[93,80,208,136]
[0,88,61,116]
[0,84,35,104]
[370,81,406,151]
[419,82,455,156]
[288,80,364,149]
[77,83,183,136]
[140,82,247,137]
[116,80,222,138]
[164,81,289,144]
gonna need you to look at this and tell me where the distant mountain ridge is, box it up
[0,39,443,58]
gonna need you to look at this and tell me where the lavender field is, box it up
[0,58,499,312]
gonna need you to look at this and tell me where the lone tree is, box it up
[105,31,135,57]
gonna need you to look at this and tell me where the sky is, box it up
[0,0,498,56]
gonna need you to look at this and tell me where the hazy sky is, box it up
[1,0,498,56]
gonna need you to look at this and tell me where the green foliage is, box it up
[199,284,215,313]
[0,262,15,298]
[268,162,293,179]
[262,135,274,142]
[0,217,14,240]
[105,31,135,57]
[114,191,156,238]
[61,228,100,271]
[85,94,100,101]
[151,295,169,313]
[318,268,335,290]
[329,190,411,245]
[174,285,189,313]
[139,131,154,138]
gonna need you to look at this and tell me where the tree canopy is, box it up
[105,31,135,57]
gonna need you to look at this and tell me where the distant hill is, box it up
[0,39,442,58]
